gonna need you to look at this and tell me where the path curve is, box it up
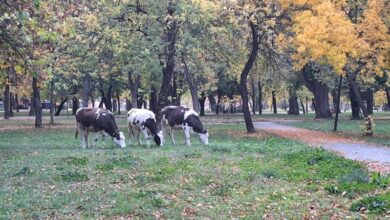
[254,122,390,174]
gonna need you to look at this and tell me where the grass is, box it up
[282,112,390,146]
[0,117,389,218]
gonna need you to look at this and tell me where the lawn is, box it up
[283,113,390,146]
[0,118,389,218]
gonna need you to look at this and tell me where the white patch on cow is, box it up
[198,130,209,145]
[76,107,86,116]
[184,109,198,120]
[157,130,163,146]
[113,131,126,148]
[95,108,102,119]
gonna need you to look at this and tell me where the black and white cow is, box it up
[127,108,163,147]
[75,107,126,149]
[161,106,209,146]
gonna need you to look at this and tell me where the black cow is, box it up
[161,106,209,146]
[75,107,126,149]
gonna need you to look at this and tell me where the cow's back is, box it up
[163,108,185,127]
[76,107,97,128]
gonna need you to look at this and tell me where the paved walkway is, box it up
[254,122,390,174]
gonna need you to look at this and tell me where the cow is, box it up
[127,108,163,147]
[161,106,209,146]
[75,107,126,149]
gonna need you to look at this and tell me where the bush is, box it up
[350,192,390,214]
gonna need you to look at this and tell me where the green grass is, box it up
[0,118,389,218]
[283,113,390,146]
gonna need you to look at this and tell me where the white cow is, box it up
[127,108,163,147]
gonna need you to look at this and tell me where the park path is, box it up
[254,121,390,174]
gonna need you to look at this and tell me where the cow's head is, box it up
[113,131,126,148]
[154,130,163,146]
[198,129,209,145]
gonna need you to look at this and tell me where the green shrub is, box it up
[58,171,88,182]
[350,192,390,214]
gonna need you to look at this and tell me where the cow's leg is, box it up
[183,125,191,146]
[81,130,88,149]
[142,128,151,147]
[84,130,90,149]
[169,128,176,145]
[137,130,142,146]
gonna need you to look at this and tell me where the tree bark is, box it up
[333,76,343,131]
[251,78,256,115]
[258,80,262,114]
[116,92,121,115]
[272,91,277,114]
[128,70,140,110]
[287,89,299,115]
[72,96,78,115]
[198,92,206,116]
[49,79,54,125]
[149,86,158,113]
[386,88,390,110]
[301,64,332,118]
[365,89,374,115]
[15,93,19,112]
[33,76,42,128]
[182,56,200,113]
[90,95,95,108]
[350,87,361,119]
[82,74,91,107]
[29,95,35,116]
[216,89,222,115]
[9,92,14,117]
[157,2,179,122]
[55,97,68,116]
[300,99,306,114]
[4,80,10,119]
[346,72,368,118]
[239,21,258,133]
[208,93,217,113]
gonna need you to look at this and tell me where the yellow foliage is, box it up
[374,90,388,106]
[82,14,99,32]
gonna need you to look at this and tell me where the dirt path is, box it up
[254,122,390,174]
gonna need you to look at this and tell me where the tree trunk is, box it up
[126,99,131,111]
[82,74,91,107]
[29,95,35,116]
[251,78,256,115]
[90,95,95,108]
[9,92,14,117]
[208,93,217,113]
[239,21,258,133]
[333,76,343,131]
[198,92,206,116]
[258,80,262,114]
[331,88,341,114]
[117,92,121,115]
[272,91,277,114]
[101,86,113,111]
[182,56,200,113]
[346,72,368,118]
[49,79,54,125]
[72,96,78,115]
[300,99,306,114]
[287,89,299,115]
[365,89,374,115]
[113,98,117,113]
[386,88,390,110]
[301,64,332,118]
[15,93,19,112]
[128,70,140,110]
[216,89,222,115]
[4,80,10,119]
[33,77,42,128]
[149,86,158,113]
[306,97,309,113]
[55,97,68,116]
[157,2,179,122]
[350,87,361,119]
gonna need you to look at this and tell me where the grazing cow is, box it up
[75,107,126,149]
[127,108,163,147]
[161,106,209,146]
